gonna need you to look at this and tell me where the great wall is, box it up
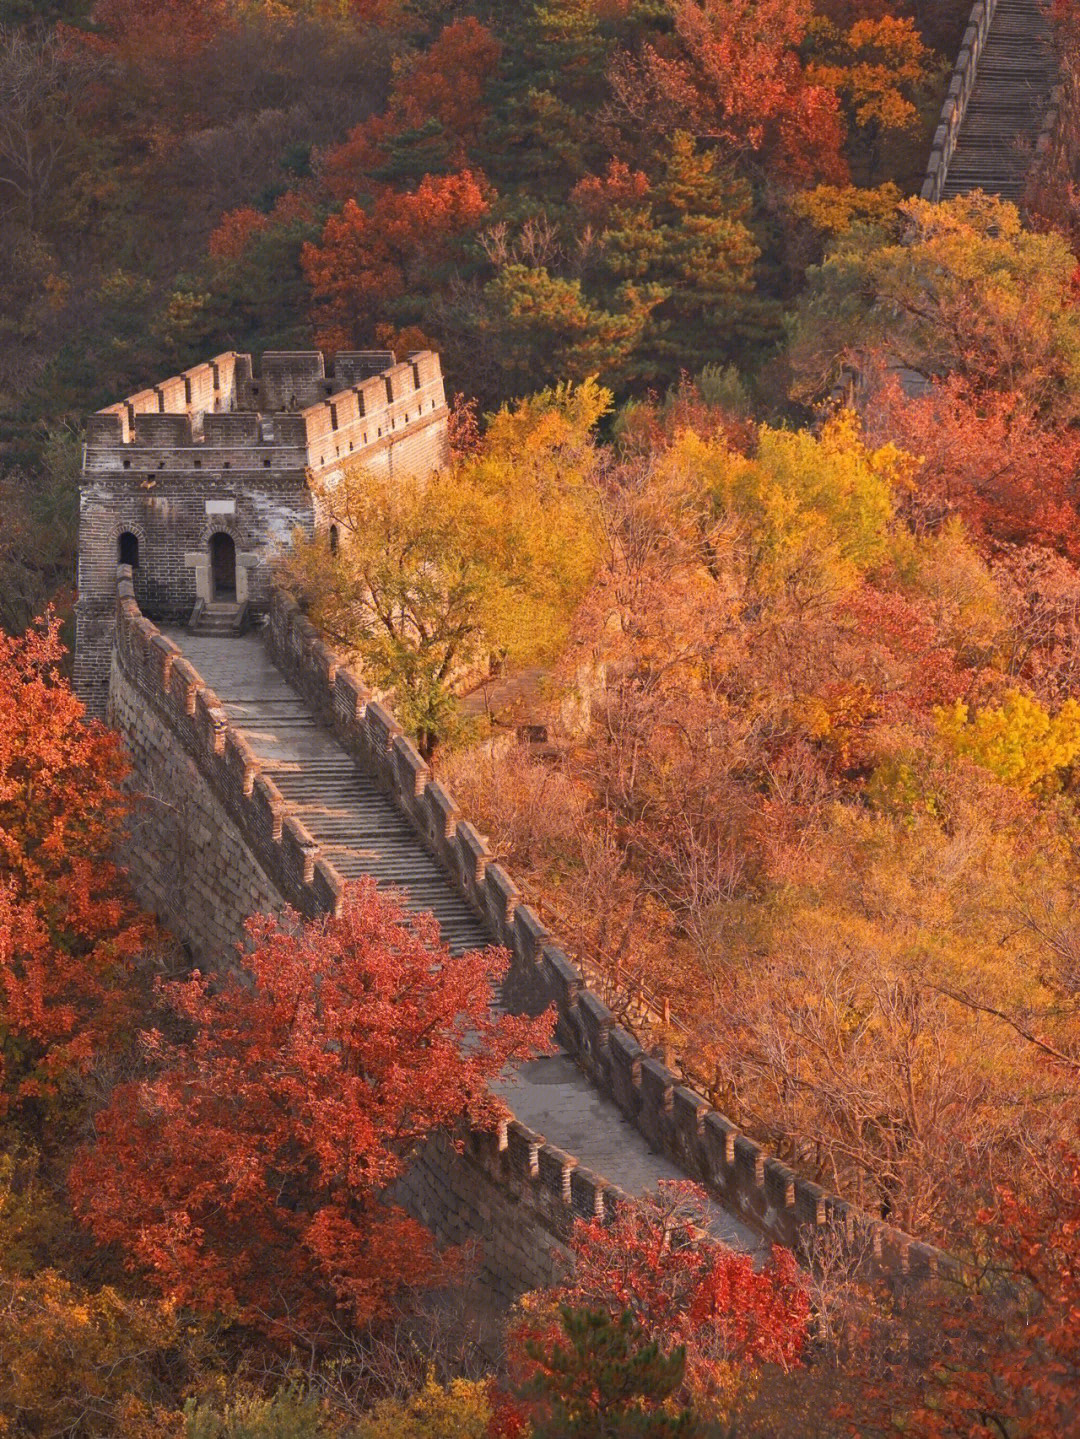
[923,0,1056,203]
[75,0,1058,1307]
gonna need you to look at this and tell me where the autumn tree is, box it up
[1027,0,1080,250]
[512,1184,808,1427]
[860,367,1080,560]
[71,881,551,1345]
[318,16,502,198]
[756,1148,1080,1438]
[0,1268,194,1437]
[0,23,108,231]
[284,379,607,755]
[608,0,847,187]
[0,613,150,1114]
[806,13,938,185]
[352,1374,500,1439]
[790,194,1080,414]
[302,170,490,351]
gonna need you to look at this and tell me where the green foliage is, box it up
[695,364,750,416]
[523,1306,701,1439]
[480,264,660,397]
[0,424,80,633]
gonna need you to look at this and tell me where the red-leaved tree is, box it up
[864,372,1080,561]
[302,171,490,351]
[609,0,847,186]
[71,881,552,1344]
[831,1148,1080,1439]
[511,1183,810,1415]
[0,613,149,1109]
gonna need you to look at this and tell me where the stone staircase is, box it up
[166,628,764,1255]
[187,600,247,638]
[942,0,1056,201]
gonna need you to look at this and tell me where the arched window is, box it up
[329,524,339,555]
[117,531,139,567]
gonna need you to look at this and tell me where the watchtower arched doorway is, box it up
[117,531,139,568]
[210,532,236,600]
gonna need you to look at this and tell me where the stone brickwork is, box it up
[75,349,449,718]
[108,644,285,963]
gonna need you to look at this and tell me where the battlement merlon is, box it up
[83,350,449,476]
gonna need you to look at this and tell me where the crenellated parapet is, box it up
[113,566,347,920]
[84,349,447,478]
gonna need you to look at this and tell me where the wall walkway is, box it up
[166,629,756,1248]
[925,0,1056,201]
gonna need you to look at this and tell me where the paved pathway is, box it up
[943,0,1056,202]
[166,628,763,1253]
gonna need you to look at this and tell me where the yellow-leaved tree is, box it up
[354,1373,493,1439]
[283,378,608,756]
[936,690,1080,792]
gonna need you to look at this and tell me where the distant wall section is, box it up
[922,0,1001,199]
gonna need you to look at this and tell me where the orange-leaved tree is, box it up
[318,16,502,200]
[71,880,552,1344]
[0,613,150,1112]
[609,0,847,186]
[863,369,1080,562]
[823,1147,1080,1439]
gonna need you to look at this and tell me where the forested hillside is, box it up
[3,0,1080,1434]
[1,0,972,626]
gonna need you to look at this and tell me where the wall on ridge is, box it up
[106,566,630,1304]
[923,0,1001,199]
[266,590,955,1283]
[106,562,953,1291]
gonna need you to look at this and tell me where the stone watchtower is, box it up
[75,349,449,717]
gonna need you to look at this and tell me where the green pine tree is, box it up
[522,1305,708,1439]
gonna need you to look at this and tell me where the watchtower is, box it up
[74,348,449,717]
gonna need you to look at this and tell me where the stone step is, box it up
[940,0,1055,201]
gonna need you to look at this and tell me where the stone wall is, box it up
[922,0,1001,200]
[267,589,956,1283]
[105,565,954,1290]
[107,566,626,1300]
[108,643,285,964]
